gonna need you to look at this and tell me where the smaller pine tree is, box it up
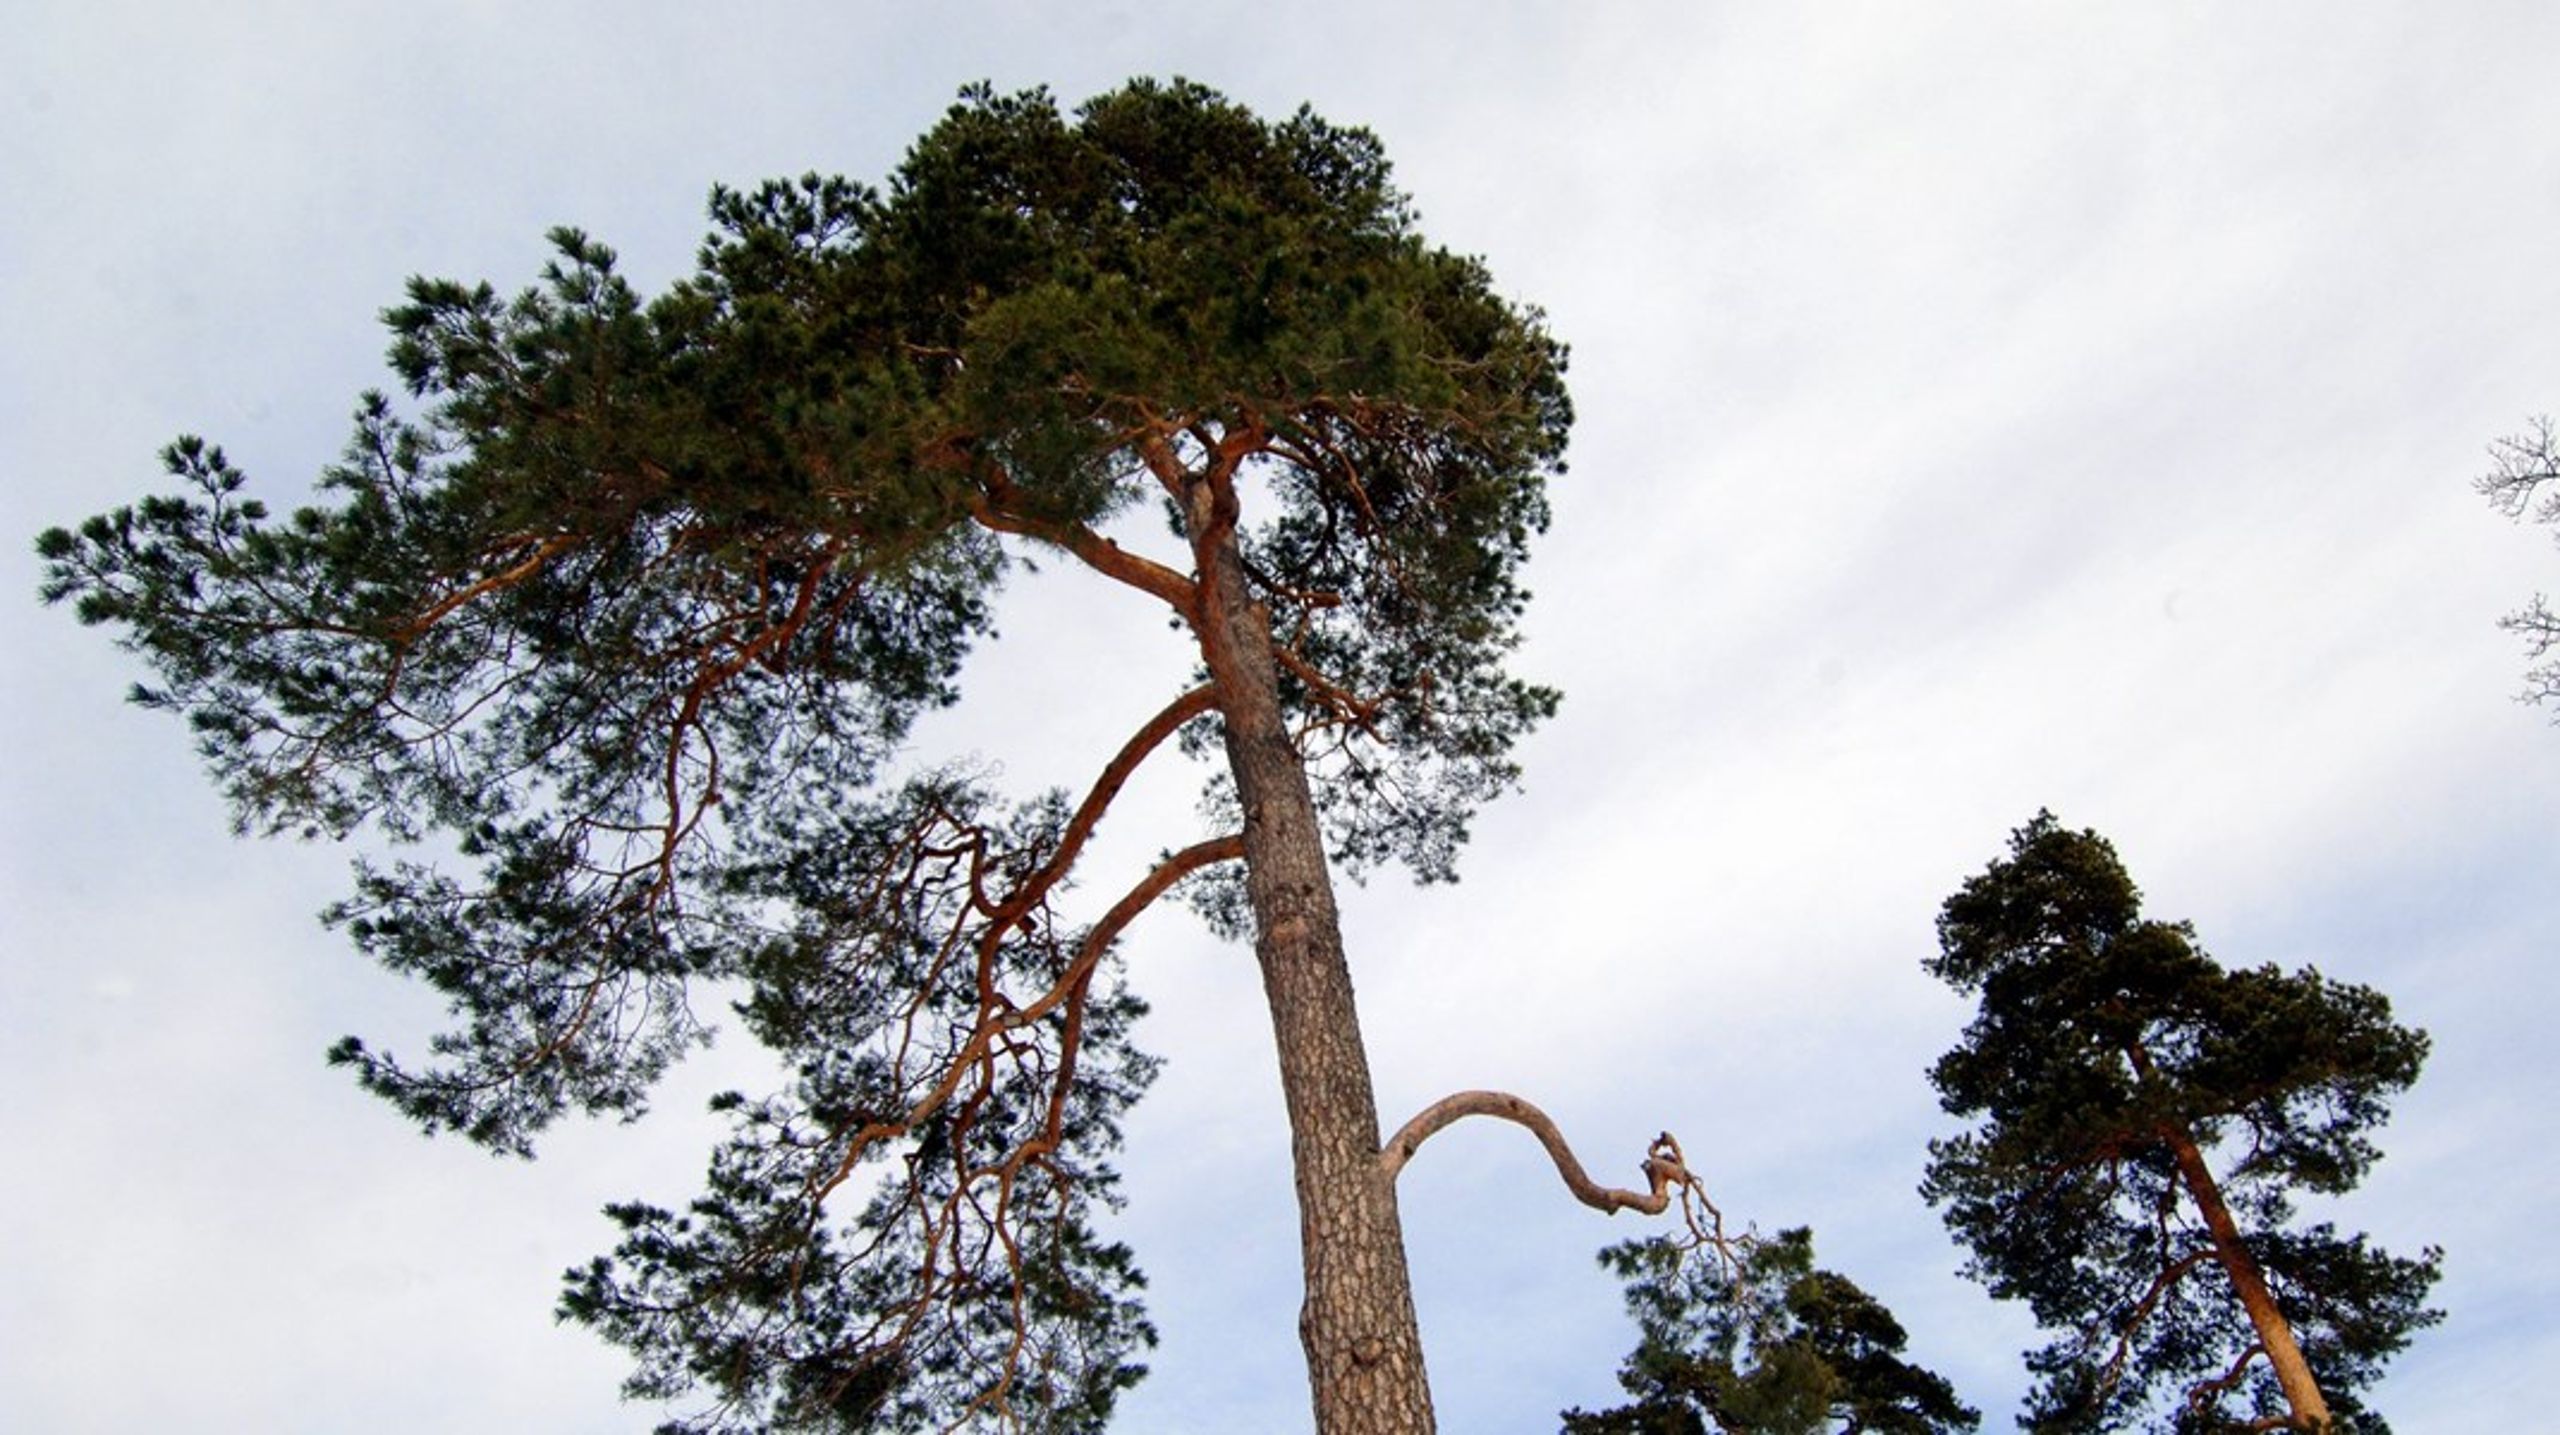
[1565,1226,1978,1435]
[1922,813,2440,1432]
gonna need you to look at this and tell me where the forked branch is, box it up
[2185,1340,2276,1428]
[1380,1089,1694,1217]
[2477,413,2560,519]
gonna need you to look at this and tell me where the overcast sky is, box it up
[8,3,2560,1431]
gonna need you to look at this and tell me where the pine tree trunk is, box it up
[2122,1037,2331,1431]
[1183,471,1438,1434]
[2164,1123,2333,1431]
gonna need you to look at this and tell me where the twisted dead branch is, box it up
[1379,1090,1691,1216]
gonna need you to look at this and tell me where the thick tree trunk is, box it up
[1183,471,1437,1434]
[2164,1124,2333,1431]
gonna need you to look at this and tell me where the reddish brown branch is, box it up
[1039,833,1247,1026]
[806,832,1246,1211]
[981,684,1218,927]
[1135,429,1194,502]
[1380,1090,1691,1216]
[654,537,842,896]
[2099,1246,2218,1396]
[1273,642,1383,733]
[386,532,582,644]
[2186,1340,2274,1425]
[966,486,1197,612]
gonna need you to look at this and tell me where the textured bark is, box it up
[1183,465,1437,1434]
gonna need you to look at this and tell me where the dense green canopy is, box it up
[1922,815,2439,1433]
[39,79,1569,1430]
[1564,1227,1978,1435]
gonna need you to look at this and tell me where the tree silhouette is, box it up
[1921,814,2439,1432]
[37,80,1729,1432]
[1565,1225,1978,1435]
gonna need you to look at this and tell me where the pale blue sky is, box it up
[7,3,2559,1429]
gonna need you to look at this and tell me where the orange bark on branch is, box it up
[966,486,1198,613]
[805,831,1246,1212]
[979,684,1219,927]
[386,532,583,645]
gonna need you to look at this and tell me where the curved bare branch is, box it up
[1379,1089,1691,1217]
[981,683,1218,927]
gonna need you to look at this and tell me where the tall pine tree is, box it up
[37,80,1699,1433]
[1921,814,2439,1433]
